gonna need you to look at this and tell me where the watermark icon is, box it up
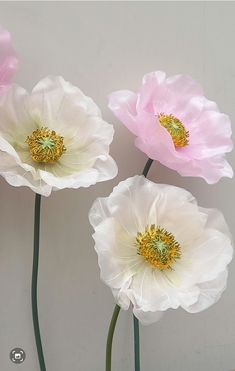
[10,348,26,364]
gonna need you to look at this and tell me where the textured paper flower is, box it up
[89,175,233,324]
[0,76,117,196]
[109,71,233,184]
[0,26,17,93]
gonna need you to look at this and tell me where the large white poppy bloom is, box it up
[89,176,233,325]
[0,76,117,196]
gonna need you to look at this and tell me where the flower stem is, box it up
[142,158,153,178]
[31,193,46,371]
[105,158,154,371]
[133,157,153,371]
[106,304,121,371]
[133,315,140,371]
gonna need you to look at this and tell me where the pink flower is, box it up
[0,26,17,93]
[109,71,233,184]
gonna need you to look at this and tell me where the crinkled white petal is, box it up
[182,270,228,313]
[0,151,52,196]
[133,308,163,325]
[92,218,141,290]
[30,76,101,124]
[0,76,117,195]
[89,175,233,324]
[90,175,199,235]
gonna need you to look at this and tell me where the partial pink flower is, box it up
[0,26,17,93]
[109,71,233,184]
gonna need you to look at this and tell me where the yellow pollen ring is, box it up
[136,224,181,270]
[26,127,66,164]
[158,113,189,147]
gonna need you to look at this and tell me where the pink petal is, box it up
[166,73,203,98]
[178,156,233,184]
[137,71,167,113]
[109,71,233,183]
[135,113,185,166]
[0,26,17,92]
[185,111,232,159]
[108,90,138,135]
[137,71,203,116]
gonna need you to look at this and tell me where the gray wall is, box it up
[0,2,235,371]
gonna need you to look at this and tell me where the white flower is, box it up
[0,76,117,196]
[89,175,233,325]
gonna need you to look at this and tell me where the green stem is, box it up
[31,194,46,371]
[133,157,153,371]
[105,158,154,371]
[142,158,153,178]
[133,316,140,371]
[106,304,121,371]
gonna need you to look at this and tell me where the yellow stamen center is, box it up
[136,224,181,270]
[158,113,189,147]
[26,127,66,163]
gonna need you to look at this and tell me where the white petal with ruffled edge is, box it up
[89,176,233,324]
[0,76,117,195]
